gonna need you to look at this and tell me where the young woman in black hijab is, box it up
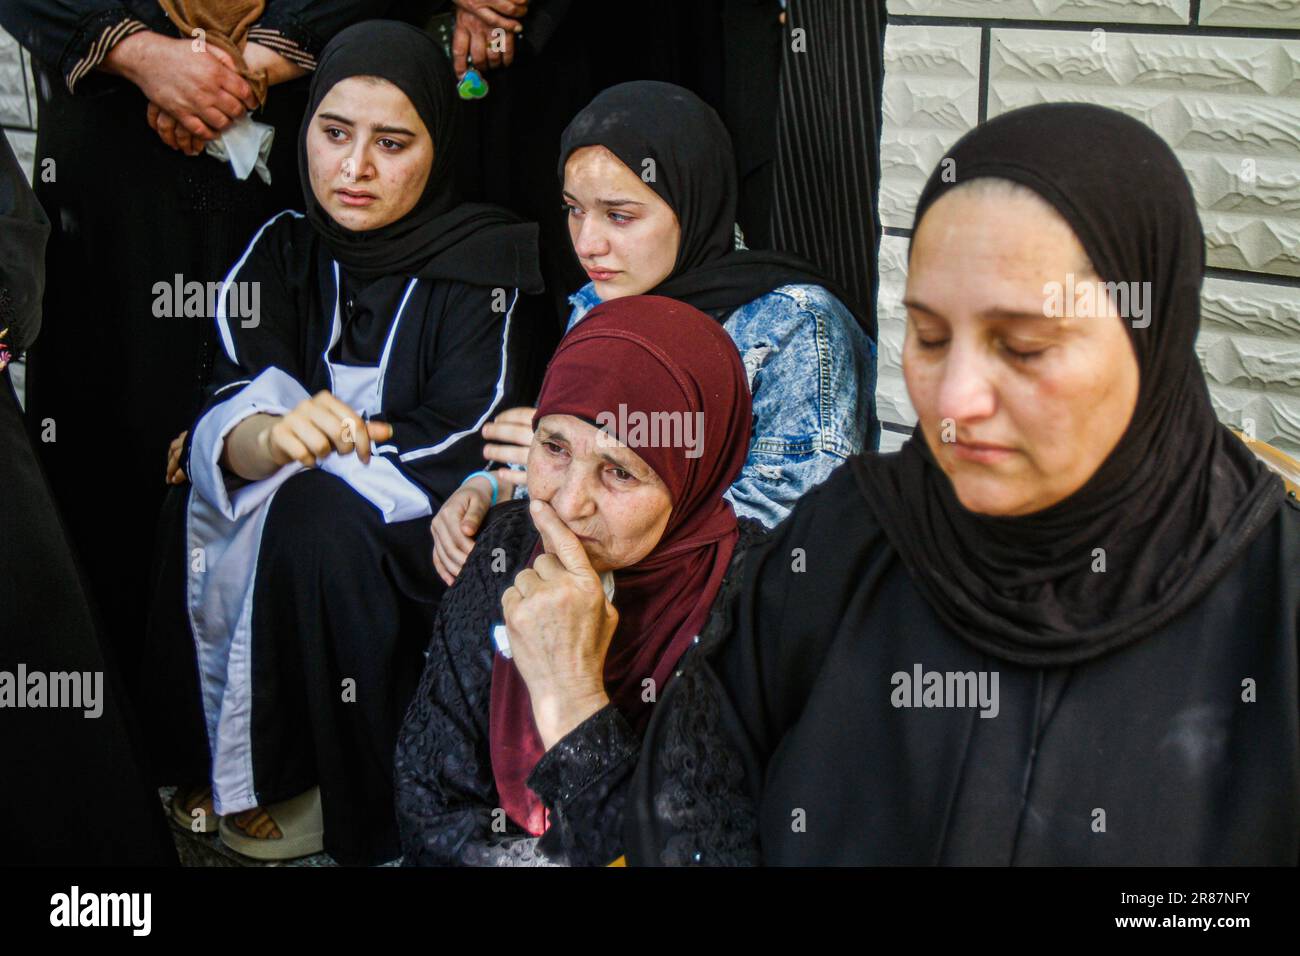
[430,81,879,583]
[626,103,1299,865]
[166,20,543,865]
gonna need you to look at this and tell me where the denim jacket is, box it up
[567,281,878,528]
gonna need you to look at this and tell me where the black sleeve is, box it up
[0,1,151,94]
[526,703,642,867]
[394,501,561,866]
[181,210,307,476]
[623,561,765,865]
[383,282,536,508]
[204,212,307,392]
[625,506,828,865]
[248,0,398,72]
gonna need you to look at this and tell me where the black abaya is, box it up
[629,102,1297,867]
[173,209,541,864]
[167,21,546,864]
[0,123,173,863]
[771,0,887,321]
[250,470,442,865]
[0,368,177,865]
[627,466,1300,865]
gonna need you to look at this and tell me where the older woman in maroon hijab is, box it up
[394,294,763,866]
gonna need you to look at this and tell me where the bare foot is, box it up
[183,787,213,816]
[174,783,215,823]
[229,806,283,840]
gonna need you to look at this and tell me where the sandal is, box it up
[171,783,219,834]
[218,787,324,861]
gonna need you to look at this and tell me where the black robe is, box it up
[0,368,179,866]
[626,462,1300,865]
[159,209,543,865]
[0,104,176,866]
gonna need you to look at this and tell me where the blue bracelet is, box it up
[462,470,499,506]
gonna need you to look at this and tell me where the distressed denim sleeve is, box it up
[724,286,877,528]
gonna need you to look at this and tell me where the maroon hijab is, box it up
[489,295,752,834]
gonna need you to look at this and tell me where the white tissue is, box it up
[205,115,275,184]
[492,624,512,660]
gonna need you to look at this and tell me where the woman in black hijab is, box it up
[430,81,879,582]
[626,103,1299,865]
[555,81,869,323]
[160,20,544,865]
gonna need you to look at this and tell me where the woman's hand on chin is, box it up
[501,499,617,749]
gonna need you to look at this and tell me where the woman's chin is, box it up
[584,549,612,575]
[948,476,1034,517]
[593,279,628,301]
[327,203,392,232]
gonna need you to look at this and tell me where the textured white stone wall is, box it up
[1,25,36,404]
[881,0,1300,457]
[0,27,36,182]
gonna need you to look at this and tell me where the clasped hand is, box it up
[110,33,305,155]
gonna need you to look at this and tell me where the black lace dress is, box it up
[394,498,767,866]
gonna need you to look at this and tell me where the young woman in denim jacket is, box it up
[431,81,878,583]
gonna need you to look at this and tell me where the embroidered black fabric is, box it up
[394,499,766,866]
[628,527,764,866]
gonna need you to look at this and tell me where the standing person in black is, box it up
[0,133,176,865]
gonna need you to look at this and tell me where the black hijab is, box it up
[299,21,542,291]
[558,81,870,335]
[0,133,49,355]
[854,102,1284,667]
